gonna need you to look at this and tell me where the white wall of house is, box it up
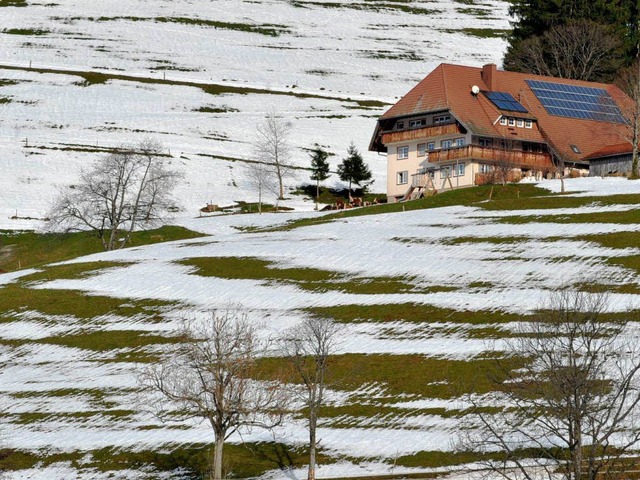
[385,130,473,202]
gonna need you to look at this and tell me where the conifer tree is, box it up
[337,143,372,199]
[309,147,330,210]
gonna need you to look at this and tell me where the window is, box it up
[453,163,465,176]
[397,121,405,130]
[454,138,465,147]
[479,137,493,147]
[417,143,426,157]
[499,117,507,126]
[397,146,409,159]
[516,119,524,128]
[441,166,451,179]
[427,142,435,151]
[525,120,533,129]
[397,171,408,185]
[434,115,451,124]
[441,139,452,149]
[409,119,424,128]
[570,144,581,154]
[508,118,516,127]
[479,164,492,174]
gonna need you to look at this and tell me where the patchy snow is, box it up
[0,0,639,477]
[537,177,640,196]
[0,0,512,231]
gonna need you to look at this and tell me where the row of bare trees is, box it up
[139,290,640,480]
[138,311,342,480]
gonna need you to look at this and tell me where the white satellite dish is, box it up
[471,85,480,96]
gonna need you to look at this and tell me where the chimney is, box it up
[482,63,497,91]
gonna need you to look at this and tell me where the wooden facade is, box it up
[381,124,460,144]
[427,145,553,170]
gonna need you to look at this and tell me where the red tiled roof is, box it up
[378,63,633,163]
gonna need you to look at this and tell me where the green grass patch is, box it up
[5,409,137,425]
[576,231,640,249]
[261,353,524,399]
[0,0,27,6]
[395,450,506,469]
[58,15,291,37]
[0,225,204,272]
[574,281,640,295]
[306,302,522,325]
[290,0,438,14]
[0,284,174,320]
[265,184,552,232]
[0,443,334,478]
[440,27,510,38]
[18,261,127,283]
[439,235,533,245]
[3,28,48,35]
[479,193,640,211]
[608,255,640,276]
[496,210,640,225]
[32,329,180,352]
[182,256,337,282]
[194,106,239,113]
[0,64,389,108]
[180,256,443,295]
[0,96,11,104]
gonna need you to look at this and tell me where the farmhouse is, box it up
[370,63,636,203]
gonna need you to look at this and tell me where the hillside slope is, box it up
[0,0,510,228]
[0,178,639,479]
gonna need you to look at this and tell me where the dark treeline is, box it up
[503,0,639,82]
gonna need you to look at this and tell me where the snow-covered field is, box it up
[1,176,639,479]
[2,1,640,479]
[0,0,510,228]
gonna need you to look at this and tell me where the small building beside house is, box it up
[369,63,635,203]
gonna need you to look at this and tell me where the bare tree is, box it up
[47,139,182,250]
[281,317,343,480]
[244,161,278,214]
[139,309,287,480]
[616,59,640,178]
[254,110,295,200]
[460,290,640,480]
[505,20,623,82]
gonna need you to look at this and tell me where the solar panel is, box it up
[483,91,528,113]
[526,79,625,123]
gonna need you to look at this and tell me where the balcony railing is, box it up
[381,123,460,144]
[427,145,553,170]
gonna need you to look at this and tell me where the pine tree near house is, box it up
[309,147,330,210]
[337,143,372,199]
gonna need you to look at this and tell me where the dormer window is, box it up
[409,119,424,128]
[508,118,516,127]
[525,119,533,128]
[397,121,405,130]
[434,115,451,124]
[570,144,581,154]
[499,117,507,126]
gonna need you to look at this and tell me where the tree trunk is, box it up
[258,184,263,215]
[276,163,285,200]
[308,405,317,480]
[560,175,565,193]
[315,179,320,211]
[213,436,224,480]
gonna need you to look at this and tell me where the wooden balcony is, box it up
[381,123,460,144]
[427,145,553,170]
